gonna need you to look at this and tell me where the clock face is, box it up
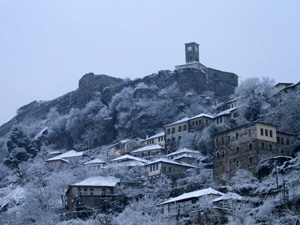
[187,46,192,51]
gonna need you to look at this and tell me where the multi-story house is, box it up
[213,122,296,181]
[130,144,164,158]
[108,138,144,156]
[45,150,84,171]
[164,114,214,153]
[144,131,165,147]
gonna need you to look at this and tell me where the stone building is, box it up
[144,131,165,147]
[164,114,214,153]
[213,122,296,181]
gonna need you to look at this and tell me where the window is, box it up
[281,138,284,144]
[236,133,239,140]
[228,136,231,141]
[163,166,167,172]
[286,139,290,145]
[236,146,240,154]
[195,120,198,125]
[261,128,264,136]
[216,152,220,159]
[249,157,253,164]
[192,121,194,125]
[172,128,175,134]
[221,151,225,158]
[206,119,208,125]
[270,130,273,137]
[178,126,182,132]
[219,165,223,172]
[199,120,201,125]
[148,152,151,156]
[150,165,153,172]
[156,164,158,170]
[269,144,272,151]
[102,189,106,195]
[261,143,265,150]
[222,137,224,144]
[265,129,268,137]
[215,138,219,144]
[183,125,187,131]
[277,137,280,143]
[168,167,172,173]
[236,161,240,168]
[249,143,252,151]
[287,151,290,156]
[167,129,170,135]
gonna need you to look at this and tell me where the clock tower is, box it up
[185,42,199,63]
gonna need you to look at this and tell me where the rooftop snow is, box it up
[46,150,83,162]
[131,144,163,153]
[111,154,149,164]
[145,131,165,140]
[190,113,214,120]
[161,188,223,205]
[146,158,196,168]
[165,117,189,127]
[72,176,120,187]
[84,158,106,165]
[212,192,243,202]
[120,138,132,144]
[215,107,238,117]
[166,148,200,157]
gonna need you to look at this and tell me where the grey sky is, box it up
[1,0,300,126]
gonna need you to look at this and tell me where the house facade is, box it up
[45,150,84,171]
[145,158,195,182]
[108,138,144,156]
[84,158,106,175]
[145,131,165,147]
[213,122,296,181]
[166,148,201,165]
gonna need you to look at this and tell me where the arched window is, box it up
[249,143,252,151]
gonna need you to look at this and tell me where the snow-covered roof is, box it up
[111,154,149,164]
[46,150,83,162]
[173,154,198,161]
[215,107,238,117]
[190,113,214,120]
[160,188,223,205]
[166,148,200,157]
[146,158,196,168]
[110,160,145,167]
[165,117,189,127]
[33,127,48,140]
[212,192,243,202]
[131,145,163,153]
[84,158,106,165]
[72,176,120,187]
[120,138,132,144]
[145,131,165,140]
[49,150,61,155]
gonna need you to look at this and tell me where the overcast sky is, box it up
[1,0,300,126]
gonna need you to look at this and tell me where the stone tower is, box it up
[185,42,199,63]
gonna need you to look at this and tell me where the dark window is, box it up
[167,129,170,135]
[261,128,264,136]
[236,147,240,154]
[150,165,153,172]
[236,161,240,168]
[287,151,290,155]
[286,139,290,145]
[269,144,272,151]
[265,129,268,137]
[206,119,208,125]
[192,121,194,125]
[168,167,172,173]
[249,143,252,151]
[216,152,220,159]
[277,137,280,143]
[222,137,224,144]
[178,126,182,132]
[228,136,231,141]
[148,152,151,156]
[195,120,198,125]
[236,133,239,140]
[249,157,253,164]
[102,189,106,195]
[281,138,284,144]
[172,128,175,134]
[199,120,201,125]
[183,125,187,131]
[221,151,225,158]
[163,166,167,172]
[156,164,158,170]
[261,143,265,150]
[216,138,219,144]
[270,130,273,137]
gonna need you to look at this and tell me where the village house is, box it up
[130,144,164,158]
[45,150,84,171]
[145,158,196,181]
[108,138,144,156]
[66,176,143,212]
[214,107,239,127]
[160,188,223,216]
[213,122,297,181]
[275,82,294,91]
[166,148,201,165]
[165,114,214,153]
[84,158,106,175]
[144,131,165,147]
[111,154,149,167]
